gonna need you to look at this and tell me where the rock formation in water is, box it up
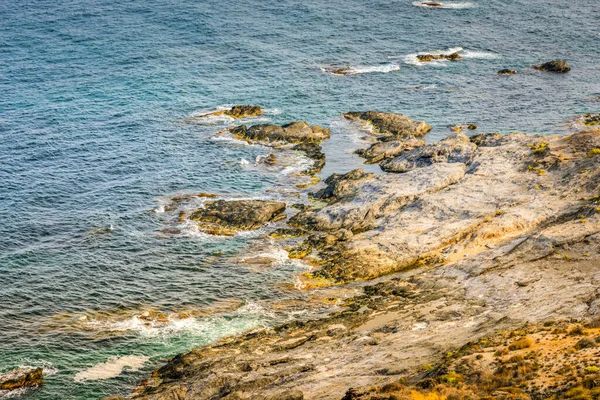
[344,111,431,137]
[187,105,263,121]
[416,52,462,62]
[230,122,330,144]
[0,367,43,392]
[534,60,571,73]
[108,123,600,399]
[189,199,286,236]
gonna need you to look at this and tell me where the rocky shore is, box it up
[105,112,600,400]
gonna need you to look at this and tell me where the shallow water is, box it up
[1,0,599,398]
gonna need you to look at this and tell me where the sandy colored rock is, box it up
[355,136,426,164]
[379,132,476,172]
[111,129,600,400]
[343,111,431,137]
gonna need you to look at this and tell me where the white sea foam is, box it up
[412,1,475,9]
[321,63,400,75]
[74,355,149,382]
[240,158,250,166]
[460,50,500,59]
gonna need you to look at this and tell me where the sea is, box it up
[0,0,598,398]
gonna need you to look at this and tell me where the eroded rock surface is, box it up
[0,367,43,391]
[344,112,431,137]
[230,122,330,144]
[189,200,286,235]
[115,129,600,400]
[379,132,476,172]
[355,136,426,164]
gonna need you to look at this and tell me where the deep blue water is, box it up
[1,0,599,398]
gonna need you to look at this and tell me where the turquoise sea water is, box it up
[1,0,599,398]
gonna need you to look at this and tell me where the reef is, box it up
[107,119,600,399]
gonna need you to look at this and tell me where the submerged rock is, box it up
[322,66,352,76]
[292,142,326,175]
[534,59,571,73]
[189,200,286,235]
[344,111,431,137]
[355,136,426,164]
[0,367,43,391]
[230,122,330,144]
[188,105,263,121]
[498,68,517,75]
[380,132,476,173]
[581,113,600,127]
[416,52,462,62]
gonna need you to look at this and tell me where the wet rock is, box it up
[230,122,330,144]
[534,59,571,73]
[498,69,517,75]
[581,113,600,127]
[0,367,43,391]
[422,1,442,6]
[344,111,431,137]
[323,66,352,76]
[355,136,426,164]
[416,52,462,62]
[380,132,476,173]
[224,105,263,119]
[189,200,286,235]
[292,143,326,175]
[189,105,263,120]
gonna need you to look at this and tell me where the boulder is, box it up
[0,367,43,391]
[380,132,476,173]
[534,60,571,73]
[416,52,462,62]
[344,111,431,137]
[189,200,286,235]
[355,136,426,164]
[230,122,330,144]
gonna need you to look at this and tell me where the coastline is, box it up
[104,114,600,399]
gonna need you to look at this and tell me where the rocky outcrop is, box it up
[344,112,431,137]
[112,129,600,400]
[416,52,462,62]
[0,367,43,391]
[534,60,571,73]
[189,200,286,235]
[291,163,466,233]
[230,122,330,144]
[379,132,476,172]
[355,136,426,164]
